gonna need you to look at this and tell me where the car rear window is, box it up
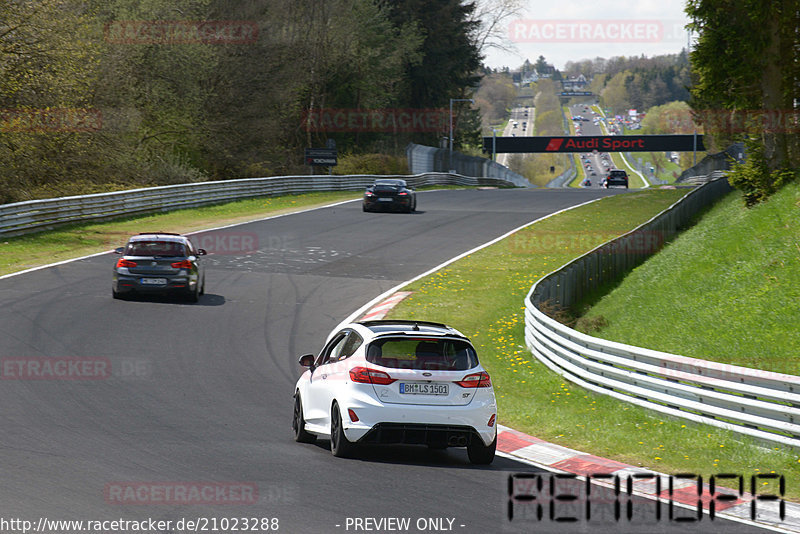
[126,241,186,257]
[366,337,478,371]
[374,184,400,192]
[609,171,627,177]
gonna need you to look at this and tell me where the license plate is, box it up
[140,278,167,285]
[399,383,448,395]
[378,197,393,202]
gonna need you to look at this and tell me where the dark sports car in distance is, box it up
[603,169,629,189]
[112,232,206,302]
[363,179,416,213]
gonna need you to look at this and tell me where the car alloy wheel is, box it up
[293,395,316,443]
[330,403,356,458]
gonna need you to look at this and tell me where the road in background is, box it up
[496,105,534,168]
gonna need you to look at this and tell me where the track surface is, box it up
[0,188,761,533]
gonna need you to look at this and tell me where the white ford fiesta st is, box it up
[292,320,497,464]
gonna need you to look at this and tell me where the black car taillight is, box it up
[116,259,137,268]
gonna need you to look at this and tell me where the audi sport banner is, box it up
[483,135,705,153]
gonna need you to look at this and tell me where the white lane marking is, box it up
[0,188,464,281]
[335,196,603,332]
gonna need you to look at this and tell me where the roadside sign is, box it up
[482,135,706,154]
[304,148,337,166]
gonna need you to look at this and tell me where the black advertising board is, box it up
[304,148,338,166]
[482,135,705,153]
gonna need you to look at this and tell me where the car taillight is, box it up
[349,367,397,385]
[455,371,492,388]
[397,192,408,195]
[171,260,193,269]
[116,259,137,268]
[365,191,374,196]
[488,414,496,427]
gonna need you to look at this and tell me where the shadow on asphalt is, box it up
[113,292,226,306]
[306,439,540,472]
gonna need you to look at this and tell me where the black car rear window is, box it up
[374,184,400,192]
[126,241,186,257]
[366,337,478,371]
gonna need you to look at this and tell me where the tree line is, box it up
[0,0,488,203]
[687,0,799,205]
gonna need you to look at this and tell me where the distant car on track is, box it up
[112,232,206,301]
[363,179,416,213]
[292,320,497,464]
[603,169,629,189]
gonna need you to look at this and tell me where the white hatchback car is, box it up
[292,320,497,464]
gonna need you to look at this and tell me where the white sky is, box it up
[482,0,693,70]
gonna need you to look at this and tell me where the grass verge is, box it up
[384,187,800,498]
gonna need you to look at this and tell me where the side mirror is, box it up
[197,249,207,255]
[114,247,125,254]
[298,354,315,370]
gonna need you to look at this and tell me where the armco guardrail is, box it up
[0,173,513,237]
[406,143,531,187]
[525,174,800,448]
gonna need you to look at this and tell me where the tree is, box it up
[470,0,524,56]
[474,73,517,128]
[686,0,799,203]
[600,71,631,115]
[383,0,482,109]
[534,55,548,75]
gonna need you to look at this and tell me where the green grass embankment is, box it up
[579,181,800,375]
[385,186,799,498]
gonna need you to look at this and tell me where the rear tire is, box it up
[293,395,316,443]
[467,434,496,465]
[186,282,200,303]
[330,403,356,458]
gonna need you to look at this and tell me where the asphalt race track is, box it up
[0,188,764,533]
